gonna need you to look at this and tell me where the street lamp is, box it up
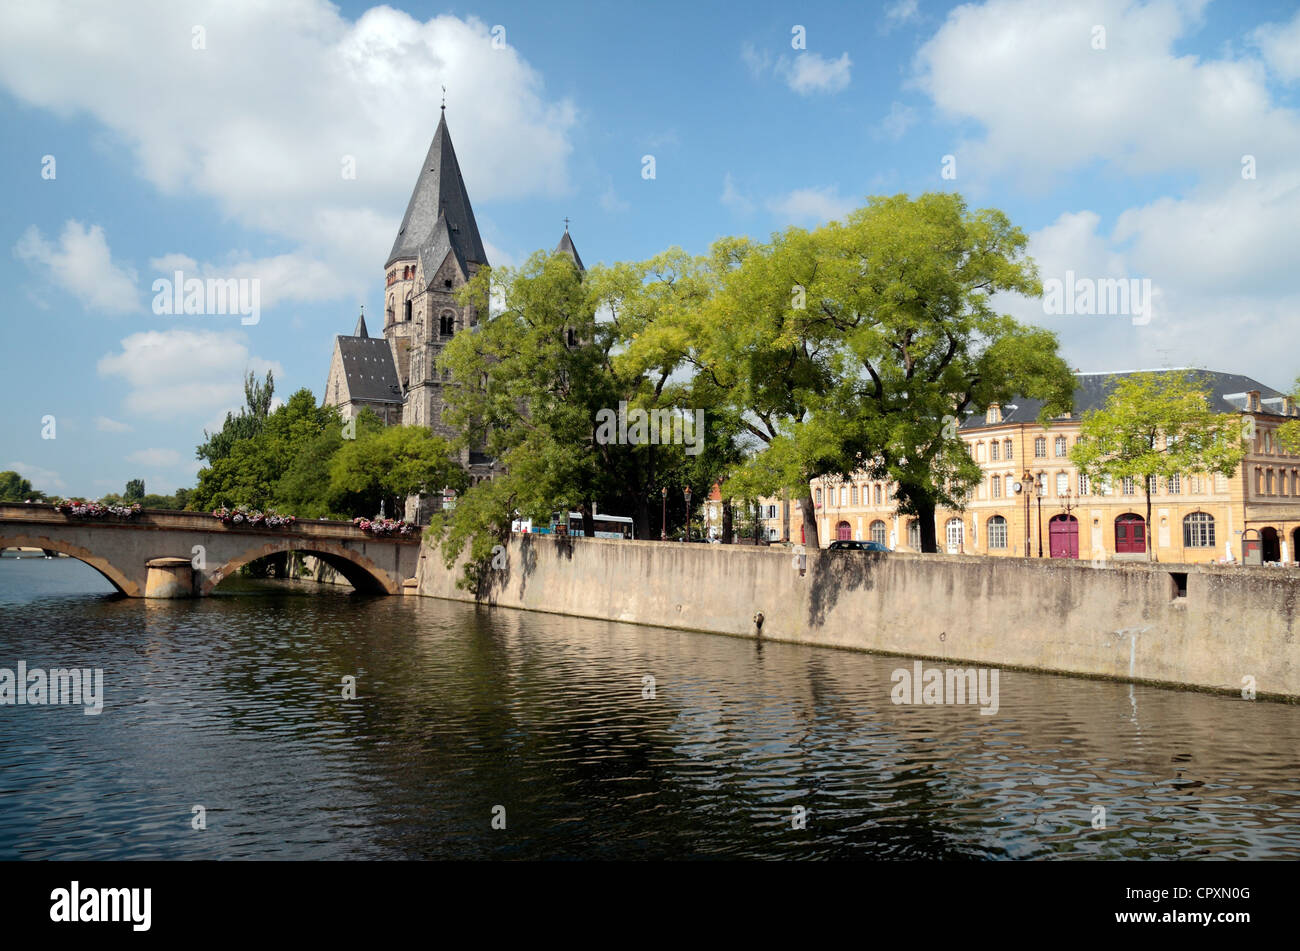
[660,487,667,541]
[1035,470,1045,557]
[683,486,692,542]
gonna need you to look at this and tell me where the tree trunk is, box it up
[580,500,595,538]
[1145,485,1155,562]
[722,498,733,544]
[799,490,819,548]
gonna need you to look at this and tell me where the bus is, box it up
[512,512,635,539]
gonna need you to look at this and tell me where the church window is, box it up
[440,312,456,337]
[404,296,412,322]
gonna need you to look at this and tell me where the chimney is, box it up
[1248,390,1261,412]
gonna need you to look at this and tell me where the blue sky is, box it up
[2,0,1298,497]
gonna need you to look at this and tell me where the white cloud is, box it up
[147,250,355,311]
[599,182,630,213]
[126,448,183,467]
[13,221,138,314]
[97,329,283,421]
[914,0,1299,182]
[778,52,852,95]
[885,0,920,28]
[95,416,132,433]
[767,187,854,224]
[740,42,772,80]
[1251,9,1300,83]
[875,102,917,141]
[6,462,65,491]
[721,173,755,215]
[0,3,578,293]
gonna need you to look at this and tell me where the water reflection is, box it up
[1,557,1297,859]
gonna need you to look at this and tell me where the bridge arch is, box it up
[203,538,397,596]
[0,534,138,597]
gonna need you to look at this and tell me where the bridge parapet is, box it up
[0,503,422,598]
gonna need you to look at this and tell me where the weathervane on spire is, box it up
[563,216,570,232]
[441,85,446,112]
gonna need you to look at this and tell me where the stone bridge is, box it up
[0,503,422,597]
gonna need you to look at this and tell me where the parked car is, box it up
[826,539,890,552]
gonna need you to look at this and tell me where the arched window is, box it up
[870,520,887,546]
[945,517,964,553]
[1034,436,1046,458]
[992,475,1002,498]
[1183,512,1215,547]
[836,520,852,541]
[404,295,412,322]
[908,520,921,550]
[987,515,1008,549]
[386,296,395,326]
[440,312,456,337]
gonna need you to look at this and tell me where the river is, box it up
[1,555,1297,859]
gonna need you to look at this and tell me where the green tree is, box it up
[1070,370,1248,560]
[191,387,337,511]
[1278,377,1300,454]
[329,424,466,519]
[197,369,275,464]
[0,471,43,502]
[637,193,1072,550]
[124,479,145,502]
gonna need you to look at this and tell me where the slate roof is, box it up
[387,112,488,270]
[959,369,1287,431]
[555,229,585,271]
[354,312,369,337]
[417,215,467,286]
[337,336,403,403]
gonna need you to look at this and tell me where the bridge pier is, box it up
[145,557,196,598]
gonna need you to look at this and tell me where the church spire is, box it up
[386,110,488,269]
[353,306,368,338]
[555,224,585,271]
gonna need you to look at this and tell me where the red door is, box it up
[1115,515,1146,554]
[1049,515,1079,558]
[837,521,852,541]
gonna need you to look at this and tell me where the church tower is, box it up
[383,106,488,439]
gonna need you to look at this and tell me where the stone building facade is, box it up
[769,369,1300,564]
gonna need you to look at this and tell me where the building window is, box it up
[1035,437,1046,458]
[1004,439,1014,460]
[990,441,1000,461]
[992,475,1002,498]
[1056,472,1068,496]
[1122,476,1135,495]
[838,486,846,506]
[976,442,986,462]
[1168,474,1180,494]
[440,312,456,337]
[987,515,1008,549]
[1078,473,1090,495]
[908,520,921,550]
[1055,436,1067,457]
[945,517,964,553]
[815,488,822,505]
[874,484,883,505]
[1183,512,1215,548]
[1037,472,1048,495]
[1147,475,1158,495]
[851,485,858,505]
[870,520,887,546]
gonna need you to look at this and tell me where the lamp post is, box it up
[1036,470,1045,557]
[660,487,667,541]
[683,486,692,542]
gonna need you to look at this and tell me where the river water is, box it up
[1,555,1298,860]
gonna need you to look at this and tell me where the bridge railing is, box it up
[0,502,422,543]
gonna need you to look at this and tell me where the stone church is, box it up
[323,107,585,518]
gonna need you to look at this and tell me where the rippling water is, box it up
[1,555,1298,860]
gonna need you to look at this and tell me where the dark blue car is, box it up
[826,539,889,552]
